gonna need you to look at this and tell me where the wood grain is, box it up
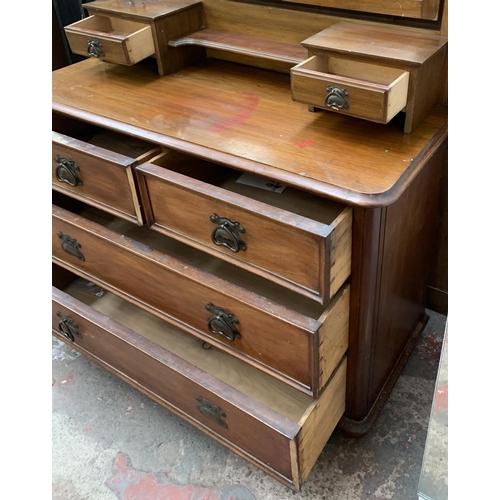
[301,22,448,67]
[52,204,333,396]
[137,150,350,303]
[52,58,447,205]
[291,55,409,123]
[280,0,439,20]
[169,28,307,64]
[64,15,155,65]
[296,358,347,483]
[63,280,314,420]
[84,0,203,22]
[299,22,447,132]
[52,284,298,482]
[83,0,205,75]
[329,207,352,298]
[340,134,447,430]
[318,286,349,389]
[200,0,438,48]
[150,3,205,76]
[53,278,347,490]
[52,129,159,225]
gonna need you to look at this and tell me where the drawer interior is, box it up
[53,116,157,162]
[294,55,408,88]
[54,194,326,320]
[151,150,346,226]
[55,268,315,422]
[67,15,148,38]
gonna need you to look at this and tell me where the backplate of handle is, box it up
[324,86,349,110]
[54,155,83,187]
[57,312,82,343]
[195,395,228,428]
[57,232,85,261]
[87,39,105,58]
[205,303,241,342]
[209,213,247,253]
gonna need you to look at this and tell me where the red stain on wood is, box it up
[212,93,259,132]
[294,139,314,148]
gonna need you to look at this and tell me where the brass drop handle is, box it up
[54,155,83,187]
[205,303,241,342]
[195,396,228,428]
[57,232,85,261]
[57,312,82,343]
[209,213,247,253]
[87,39,105,58]
[324,86,349,110]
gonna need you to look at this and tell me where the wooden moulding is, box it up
[137,150,351,305]
[52,203,349,398]
[52,278,347,490]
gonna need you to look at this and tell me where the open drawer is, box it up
[52,200,349,398]
[137,150,352,305]
[64,15,155,65]
[291,55,409,124]
[52,268,347,491]
[52,117,160,225]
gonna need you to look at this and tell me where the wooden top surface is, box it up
[52,58,447,206]
[84,0,201,20]
[301,22,448,66]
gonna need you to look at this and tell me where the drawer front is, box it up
[137,159,352,304]
[52,286,298,483]
[52,205,321,394]
[291,57,409,123]
[52,284,347,490]
[52,133,154,225]
[64,16,155,66]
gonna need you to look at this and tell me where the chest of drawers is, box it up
[52,0,447,491]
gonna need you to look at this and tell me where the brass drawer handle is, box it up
[324,86,349,110]
[209,213,247,253]
[54,155,83,187]
[195,396,228,428]
[57,232,85,261]
[205,303,241,342]
[87,39,105,58]
[56,312,82,343]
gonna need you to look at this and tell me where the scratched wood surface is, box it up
[52,58,447,205]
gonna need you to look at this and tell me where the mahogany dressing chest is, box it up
[52,0,448,490]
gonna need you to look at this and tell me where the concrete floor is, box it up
[52,310,446,500]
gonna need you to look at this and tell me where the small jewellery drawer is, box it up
[137,150,352,305]
[52,274,347,491]
[52,203,349,397]
[64,15,155,66]
[52,127,160,225]
[291,55,409,124]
